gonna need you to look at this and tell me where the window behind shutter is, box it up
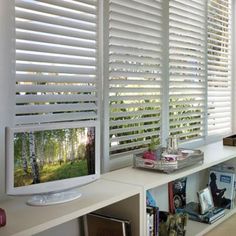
[169,0,207,142]
[15,0,98,125]
[108,0,163,159]
[207,0,232,136]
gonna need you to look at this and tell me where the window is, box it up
[107,0,163,166]
[169,0,207,143]
[105,0,233,170]
[13,0,233,171]
[15,0,99,125]
[207,0,232,136]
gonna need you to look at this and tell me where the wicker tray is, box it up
[133,149,204,173]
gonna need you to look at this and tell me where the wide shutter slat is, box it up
[110,2,161,23]
[110,11,159,31]
[16,9,96,32]
[16,112,98,125]
[110,110,161,119]
[16,84,96,93]
[16,41,96,58]
[39,0,97,14]
[110,123,160,136]
[207,0,232,136]
[16,31,96,49]
[16,63,95,74]
[15,0,99,125]
[108,0,162,158]
[15,0,96,23]
[111,0,161,16]
[110,119,160,131]
[16,53,96,66]
[15,21,96,41]
[15,103,97,114]
[16,94,97,103]
[169,0,206,142]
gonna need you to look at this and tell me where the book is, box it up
[147,205,159,236]
[146,191,159,236]
[146,190,157,207]
[84,213,131,236]
[168,177,187,213]
[209,166,235,209]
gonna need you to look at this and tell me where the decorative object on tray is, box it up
[133,136,204,173]
[143,137,159,161]
[223,134,236,146]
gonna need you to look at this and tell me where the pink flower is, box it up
[143,151,156,160]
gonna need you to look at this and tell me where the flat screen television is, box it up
[6,121,100,206]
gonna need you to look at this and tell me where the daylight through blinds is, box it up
[169,0,207,142]
[207,0,232,136]
[108,0,163,158]
[15,0,98,125]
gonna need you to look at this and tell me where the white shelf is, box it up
[2,141,236,236]
[103,142,236,190]
[103,141,236,235]
[0,179,142,236]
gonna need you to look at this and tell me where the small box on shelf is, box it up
[223,135,236,146]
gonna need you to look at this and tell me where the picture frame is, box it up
[198,187,214,214]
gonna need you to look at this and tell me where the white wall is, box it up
[0,0,14,200]
[233,0,236,133]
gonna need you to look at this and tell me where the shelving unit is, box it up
[1,141,236,236]
[103,141,236,236]
[0,179,142,236]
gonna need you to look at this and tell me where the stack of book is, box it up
[177,202,225,224]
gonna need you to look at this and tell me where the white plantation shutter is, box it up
[108,0,163,158]
[207,0,232,136]
[169,0,207,142]
[15,0,98,125]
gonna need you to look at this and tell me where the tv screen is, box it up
[6,121,100,205]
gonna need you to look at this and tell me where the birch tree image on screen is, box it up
[21,132,28,174]
[29,132,40,184]
[14,127,95,187]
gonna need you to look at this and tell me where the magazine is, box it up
[168,177,187,213]
[209,166,235,209]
